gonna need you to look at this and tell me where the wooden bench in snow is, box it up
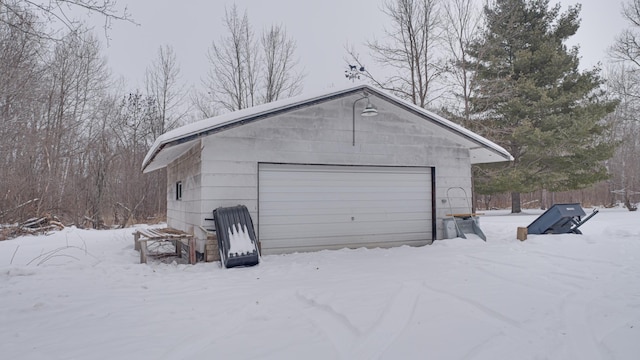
[133,228,196,265]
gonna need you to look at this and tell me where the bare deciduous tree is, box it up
[0,5,181,227]
[0,0,133,40]
[606,67,640,210]
[347,0,447,108]
[0,7,46,221]
[37,31,110,219]
[83,94,119,228]
[110,91,158,226]
[611,0,640,67]
[202,5,304,115]
[204,4,259,112]
[144,44,189,219]
[261,24,303,103]
[0,11,119,225]
[441,0,483,123]
[190,89,219,119]
[607,0,640,210]
[145,44,188,138]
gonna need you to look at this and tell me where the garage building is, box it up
[141,84,512,255]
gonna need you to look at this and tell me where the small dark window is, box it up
[176,181,183,201]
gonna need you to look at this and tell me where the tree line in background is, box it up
[1,0,639,229]
[0,1,303,227]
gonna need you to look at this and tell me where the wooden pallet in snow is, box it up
[133,228,196,264]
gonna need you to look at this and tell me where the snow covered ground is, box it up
[1,208,639,359]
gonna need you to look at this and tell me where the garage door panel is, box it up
[265,234,432,254]
[260,192,429,203]
[259,224,429,236]
[260,185,431,194]
[265,232,431,247]
[260,175,430,187]
[261,221,430,240]
[261,172,430,182]
[258,164,432,254]
[259,200,430,213]
[264,211,436,226]
[261,165,425,175]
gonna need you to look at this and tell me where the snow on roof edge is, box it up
[141,84,367,171]
[141,84,513,172]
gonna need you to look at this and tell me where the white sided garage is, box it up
[141,84,512,254]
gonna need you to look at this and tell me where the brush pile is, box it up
[0,215,64,241]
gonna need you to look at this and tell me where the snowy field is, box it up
[1,208,639,360]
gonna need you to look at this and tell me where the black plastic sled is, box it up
[213,205,260,268]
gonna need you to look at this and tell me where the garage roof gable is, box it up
[142,84,513,173]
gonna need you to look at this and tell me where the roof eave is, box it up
[141,86,372,172]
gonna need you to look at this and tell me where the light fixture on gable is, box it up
[361,99,378,117]
[352,91,379,145]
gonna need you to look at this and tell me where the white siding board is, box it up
[200,173,257,187]
[166,142,202,234]
[201,186,257,200]
[201,200,258,214]
[201,160,257,175]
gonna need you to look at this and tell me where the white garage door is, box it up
[258,163,432,255]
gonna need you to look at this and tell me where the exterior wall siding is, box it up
[196,94,472,241]
[166,142,202,234]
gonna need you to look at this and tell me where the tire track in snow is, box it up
[462,253,588,294]
[559,292,612,360]
[554,263,640,360]
[418,282,536,359]
[421,282,521,328]
[548,257,636,359]
[471,264,561,296]
[351,282,421,359]
[463,254,529,270]
[295,290,360,358]
[524,250,624,268]
[296,282,421,359]
[418,281,572,359]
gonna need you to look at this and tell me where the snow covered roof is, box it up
[142,84,513,173]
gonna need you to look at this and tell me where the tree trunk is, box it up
[625,195,638,211]
[511,192,522,213]
[483,195,491,210]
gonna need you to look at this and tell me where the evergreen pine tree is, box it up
[468,0,617,213]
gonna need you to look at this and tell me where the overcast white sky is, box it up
[93,0,628,95]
